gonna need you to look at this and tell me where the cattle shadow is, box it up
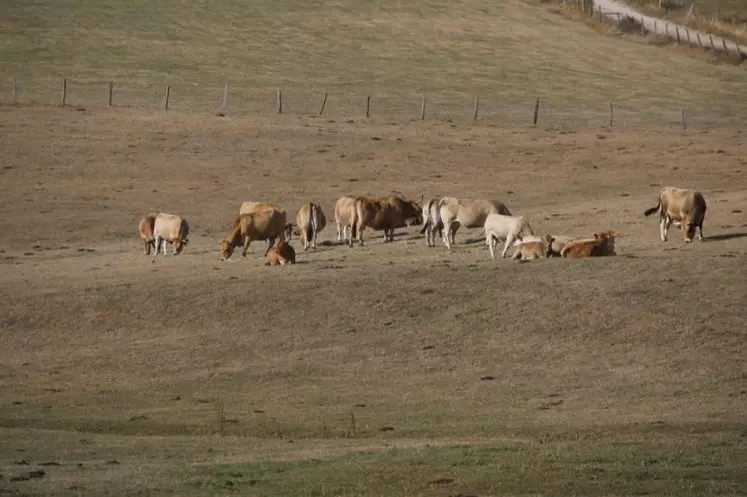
[705,232,747,242]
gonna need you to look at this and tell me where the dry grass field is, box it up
[2,0,747,495]
[1,106,746,496]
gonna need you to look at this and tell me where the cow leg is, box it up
[312,229,318,249]
[488,234,497,260]
[659,216,669,242]
[698,223,705,241]
[242,238,252,257]
[442,223,452,249]
[143,240,150,255]
[502,233,515,258]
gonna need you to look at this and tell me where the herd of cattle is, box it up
[137,186,708,265]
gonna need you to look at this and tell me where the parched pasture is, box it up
[1,106,746,496]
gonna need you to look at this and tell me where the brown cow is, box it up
[644,186,707,243]
[265,240,296,266]
[355,195,423,245]
[219,208,287,260]
[138,213,157,255]
[239,201,282,216]
[334,196,358,246]
[512,234,554,261]
[153,212,190,256]
[560,230,617,258]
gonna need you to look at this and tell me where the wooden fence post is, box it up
[675,26,681,44]
[686,29,692,48]
[709,35,715,50]
[609,102,614,127]
[108,81,114,107]
[420,93,426,121]
[277,89,283,113]
[318,92,327,116]
[366,95,371,118]
[164,84,171,110]
[11,78,17,104]
[665,23,669,37]
[61,78,67,106]
[654,20,658,34]
[696,32,703,47]
[532,97,540,126]
[640,16,646,34]
[222,84,229,109]
[681,108,687,130]
[473,96,479,121]
[721,38,729,54]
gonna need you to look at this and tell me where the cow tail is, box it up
[307,203,316,242]
[644,199,661,217]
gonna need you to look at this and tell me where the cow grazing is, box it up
[153,212,190,256]
[438,197,512,249]
[512,234,554,261]
[560,230,617,258]
[239,201,282,216]
[483,213,536,259]
[334,196,359,247]
[419,198,444,247]
[138,214,157,255]
[644,186,707,243]
[219,208,287,260]
[293,202,327,251]
[265,240,296,266]
[355,195,423,245]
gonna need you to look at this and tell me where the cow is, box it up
[419,198,444,247]
[483,213,536,259]
[513,234,572,257]
[137,213,157,255]
[292,202,327,251]
[511,234,554,261]
[153,212,190,256]
[265,240,296,266]
[219,208,287,260]
[334,196,359,247]
[239,201,281,216]
[239,201,290,253]
[438,197,512,249]
[560,230,617,258]
[355,195,423,245]
[644,186,707,243]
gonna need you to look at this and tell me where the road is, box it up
[592,0,746,57]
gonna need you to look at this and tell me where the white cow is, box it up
[153,212,190,256]
[419,197,443,247]
[438,197,512,249]
[484,213,535,259]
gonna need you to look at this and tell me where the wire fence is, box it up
[2,76,745,130]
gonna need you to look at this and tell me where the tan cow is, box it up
[153,212,190,256]
[219,208,287,260]
[560,230,617,258]
[265,240,296,266]
[334,196,359,247]
[514,234,572,257]
[512,234,554,261]
[292,202,327,251]
[644,186,707,243]
[239,201,281,216]
[419,197,444,247]
[355,195,423,245]
[483,213,536,259]
[438,197,512,249]
[137,213,157,255]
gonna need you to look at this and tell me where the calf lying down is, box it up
[510,231,617,260]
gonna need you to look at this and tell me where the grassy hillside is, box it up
[1,0,745,124]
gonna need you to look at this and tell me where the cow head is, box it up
[284,223,295,241]
[544,235,555,258]
[219,239,234,260]
[172,237,188,255]
[403,197,424,227]
[684,222,697,243]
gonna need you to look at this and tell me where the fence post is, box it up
[420,93,426,121]
[473,96,479,121]
[640,16,646,34]
[675,26,681,44]
[318,92,327,116]
[277,89,282,113]
[654,19,658,34]
[11,78,17,104]
[680,108,687,130]
[532,97,540,126]
[108,81,113,107]
[665,23,669,37]
[709,35,715,50]
[61,78,67,106]
[222,84,229,109]
[721,38,729,54]
[696,32,703,47]
[366,95,371,118]
[686,29,692,48]
[609,102,614,127]
[164,84,171,111]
